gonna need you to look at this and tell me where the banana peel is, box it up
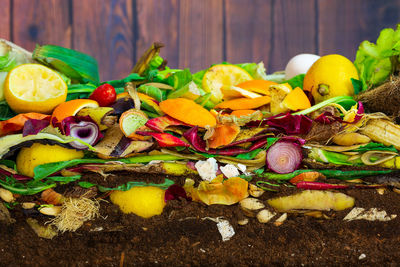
[77,107,115,131]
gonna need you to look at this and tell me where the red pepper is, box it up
[89,83,117,107]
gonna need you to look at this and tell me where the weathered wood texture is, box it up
[12,0,71,50]
[0,0,11,40]
[5,0,400,79]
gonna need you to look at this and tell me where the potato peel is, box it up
[267,190,354,212]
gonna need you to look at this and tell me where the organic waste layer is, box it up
[1,172,400,266]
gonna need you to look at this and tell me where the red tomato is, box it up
[89,84,117,107]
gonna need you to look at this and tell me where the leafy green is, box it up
[0,159,16,169]
[103,73,145,88]
[354,24,400,91]
[236,62,268,80]
[66,83,97,101]
[165,69,192,90]
[0,52,17,72]
[194,93,215,109]
[351,78,363,95]
[193,69,207,88]
[308,147,362,166]
[45,175,82,184]
[33,154,186,180]
[235,148,262,160]
[33,44,100,85]
[353,142,397,153]
[282,74,305,89]
[137,84,167,102]
[0,176,56,195]
[0,100,16,120]
[78,179,174,192]
[34,159,107,180]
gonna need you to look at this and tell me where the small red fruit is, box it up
[89,83,117,107]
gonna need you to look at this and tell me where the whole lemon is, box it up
[303,54,359,103]
[110,186,166,218]
[16,143,84,177]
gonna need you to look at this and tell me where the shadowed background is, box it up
[0,0,399,81]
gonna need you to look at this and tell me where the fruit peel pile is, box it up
[0,25,400,236]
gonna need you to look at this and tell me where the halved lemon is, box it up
[4,64,68,114]
[51,98,99,123]
[202,64,253,103]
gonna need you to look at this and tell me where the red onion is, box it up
[68,121,101,149]
[266,141,302,174]
[60,116,102,150]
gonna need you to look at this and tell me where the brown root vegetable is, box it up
[356,77,400,116]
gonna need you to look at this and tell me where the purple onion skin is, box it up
[22,119,50,137]
[183,126,268,156]
[164,184,191,202]
[247,113,312,135]
[0,168,32,181]
[60,116,102,149]
[266,141,303,174]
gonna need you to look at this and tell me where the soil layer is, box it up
[1,172,400,266]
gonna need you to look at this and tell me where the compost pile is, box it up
[1,25,400,266]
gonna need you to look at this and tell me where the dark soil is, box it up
[1,172,400,266]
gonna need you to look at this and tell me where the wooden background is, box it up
[0,0,399,81]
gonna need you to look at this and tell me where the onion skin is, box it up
[266,141,303,174]
[61,116,102,149]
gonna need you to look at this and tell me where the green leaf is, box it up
[0,159,16,169]
[189,149,216,158]
[235,62,268,80]
[78,179,175,192]
[33,44,100,85]
[235,149,262,160]
[0,100,16,120]
[103,73,145,88]
[354,24,400,90]
[34,154,186,180]
[353,142,397,153]
[0,176,56,195]
[165,69,192,89]
[351,78,363,95]
[137,84,167,102]
[45,175,82,183]
[282,74,305,89]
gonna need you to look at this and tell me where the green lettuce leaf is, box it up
[78,179,174,192]
[354,24,400,91]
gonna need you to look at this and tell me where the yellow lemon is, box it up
[303,54,359,103]
[16,143,84,177]
[202,64,253,103]
[110,186,166,218]
[4,64,67,114]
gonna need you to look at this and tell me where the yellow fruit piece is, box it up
[269,83,292,115]
[202,64,253,103]
[4,64,67,114]
[267,190,354,212]
[303,54,359,104]
[282,87,311,111]
[16,143,84,177]
[221,86,262,100]
[110,186,166,218]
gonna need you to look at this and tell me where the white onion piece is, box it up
[266,142,302,173]
[68,121,99,149]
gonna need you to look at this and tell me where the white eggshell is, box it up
[284,54,320,80]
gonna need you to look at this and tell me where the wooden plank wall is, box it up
[1,0,399,81]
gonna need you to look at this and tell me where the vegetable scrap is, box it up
[1,24,400,239]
